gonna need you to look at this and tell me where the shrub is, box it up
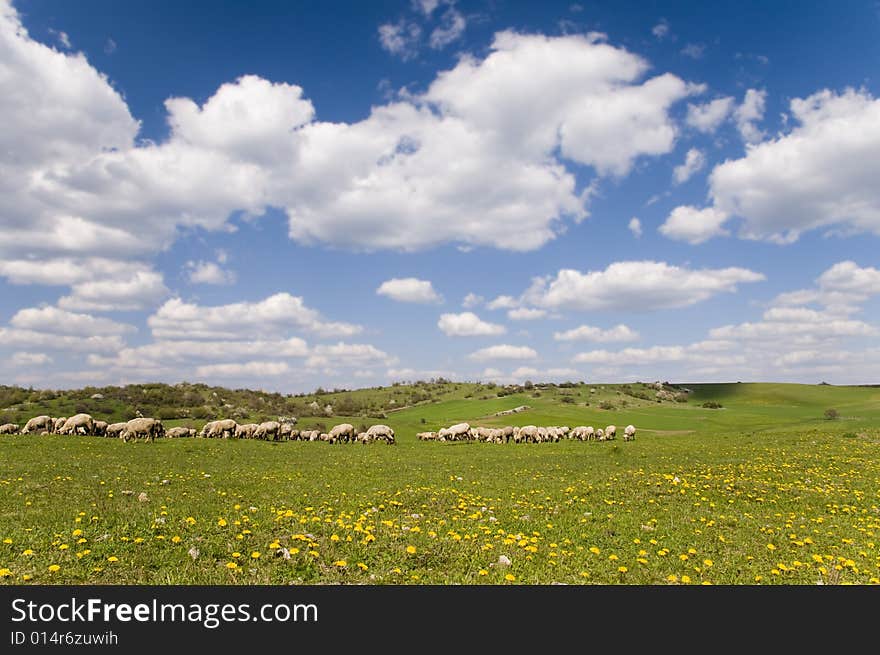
[824,408,840,420]
[599,400,615,410]
[702,401,723,409]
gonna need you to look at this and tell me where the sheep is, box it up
[59,414,95,436]
[52,417,67,433]
[596,428,605,441]
[93,420,108,437]
[0,423,19,434]
[122,417,164,443]
[254,421,281,441]
[365,424,395,444]
[623,425,636,441]
[21,415,52,434]
[166,426,196,439]
[605,425,617,440]
[417,431,437,441]
[235,423,259,439]
[106,422,128,439]
[199,419,237,439]
[329,423,356,443]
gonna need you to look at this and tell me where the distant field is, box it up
[1,382,878,585]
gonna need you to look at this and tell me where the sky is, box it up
[2,0,880,392]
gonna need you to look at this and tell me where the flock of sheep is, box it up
[1,414,636,445]
[0,414,396,444]
[417,422,636,443]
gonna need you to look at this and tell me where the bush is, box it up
[702,401,723,409]
[561,396,575,404]
[824,408,840,420]
[599,400,615,410]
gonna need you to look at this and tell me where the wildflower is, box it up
[406,545,417,554]
[357,563,368,571]
[48,565,60,573]
[618,566,628,573]
[478,569,488,576]
[505,574,516,581]
[217,518,227,527]
[0,568,12,577]
[186,517,196,525]
[334,560,347,567]
[269,541,281,549]
[703,559,713,567]
[22,574,32,581]
[231,552,241,558]
[589,547,600,555]
[226,562,238,569]
[608,554,618,561]
[681,575,691,583]
[72,529,82,537]
[107,556,118,562]
[22,549,33,556]
[767,543,776,551]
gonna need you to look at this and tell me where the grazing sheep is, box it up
[596,428,605,441]
[93,420,108,437]
[22,415,52,434]
[417,431,437,441]
[0,423,19,434]
[517,425,539,443]
[235,423,259,439]
[106,422,128,439]
[122,417,164,443]
[329,423,356,443]
[254,421,281,441]
[365,424,395,444]
[59,414,95,436]
[279,423,294,440]
[624,424,636,441]
[166,426,196,439]
[52,417,67,433]
[605,425,617,440]
[200,419,237,439]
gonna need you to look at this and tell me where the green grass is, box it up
[1,382,878,585]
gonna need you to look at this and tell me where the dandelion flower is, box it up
[22,574,32,581]
[107,556,118,562]
[703,559,713,567]
[618,566,628,573]
[504,574,516,581]
[171,536,181,544]
[22,549,34,556]
[0,568,12,577]
[48,565,60,573]
[334,560,347,567]
[406,545,417,554]
[478,569,488,576]
[357,563,368,571]
[226,562,238,569]
[767,543,776,551]
[269,541,280,549]
[589,547,600,555]
[251,552,260,559]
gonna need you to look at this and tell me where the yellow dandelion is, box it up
[406,545,417,554]
[22,574,32,581]
[608,554,619,561]
[48,564,60,572]
[107,556,118,562]
[478,569,488,576]
[681,575,692,583]
[754,575,763,582]
[618,566,628,573]
[22,549,34,556]
[186,517,196,525]
[251,551,260,559]
[59,544,69,551]
[217,518,227,527]
[231,552,241,558]
[226,562,238,569]
[589,547,601,555]
[269,541,281,549]
[679,554,688,561]
[666,574,678,583]
[330,534,340,542]
[0,568,12,578]
[766,543,776,551]
[703,559,713,567]
[357,562,368,571]
[505,574,516,581]
[72,529,83,537]
[334,560,347,567]
[2,538,11,544]
[171,536,181,544]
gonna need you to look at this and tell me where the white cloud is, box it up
[524,261,764,311]
[507,307,547,321]
[58,270,169,312]
[772,261,880,313]
[438,312,505,336]
[47,28,71,49]
[628,217,642,238]
[710,307,877,341]
[510,366,580,380]
[306,342,396,368]
[413,0,441,17]
[708,88,880,243]
[378,19,422,60]
[8,351,52,366]
[672,148,706,184]
[659,205,730,244]
[1,7,700,260]
[88,338,309,369]
[10,306,135,337]
[468,344,538,361]
[103,38,116,54]
[376,277,442,304]
[429,8,466,49]
[486,295,519,310]
[574,344,744,367]
[554,324,640,342]
[680,43,704,59]
[195,361,290,378]
[462,292,484,308]
[652,20,670,39]
[186,261,236,285]
[685,97,734,133]
[734,88,766,144]
[0,329,125,353]
[147,293,361,340]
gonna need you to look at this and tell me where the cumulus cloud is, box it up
[0,329,125,353]
[378,19,422,60]
[672,148,705,184]
[486,295,519,310]
[10,306,135,337]
[507,307,547,321]
[710,307,877,341]
[195,361,290,378]
[685,97,734,133]
[8,351,52,366]
[186,261,236,285]
[306,342,396,368]
[659,205,730,244]
[438,312,505,336]
[523,261,764,311]
[376,277,442,303]
[574,344,745,367]
[462,292,484,308]
[554,324,640,342]
[707,88,880,243]
[429,7,466,49]
[510,366,580,381]
[652,19,671,40]
[468,344,538,361]
[734,88,767,143]
[147,293,361,340]
[680,43,704,59]
[628,217,642,238]
[772,261,880,313]
[88,338,309,369]
[58,270,169,312]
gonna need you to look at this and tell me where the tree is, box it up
[523,380,534,390]
[824,408,839,420]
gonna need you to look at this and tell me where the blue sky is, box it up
[2,0,880,392]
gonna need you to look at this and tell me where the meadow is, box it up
[1,382,878,585]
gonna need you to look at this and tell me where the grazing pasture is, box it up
[0,382,878,584]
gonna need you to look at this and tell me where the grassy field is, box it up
[1,382,878,585]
